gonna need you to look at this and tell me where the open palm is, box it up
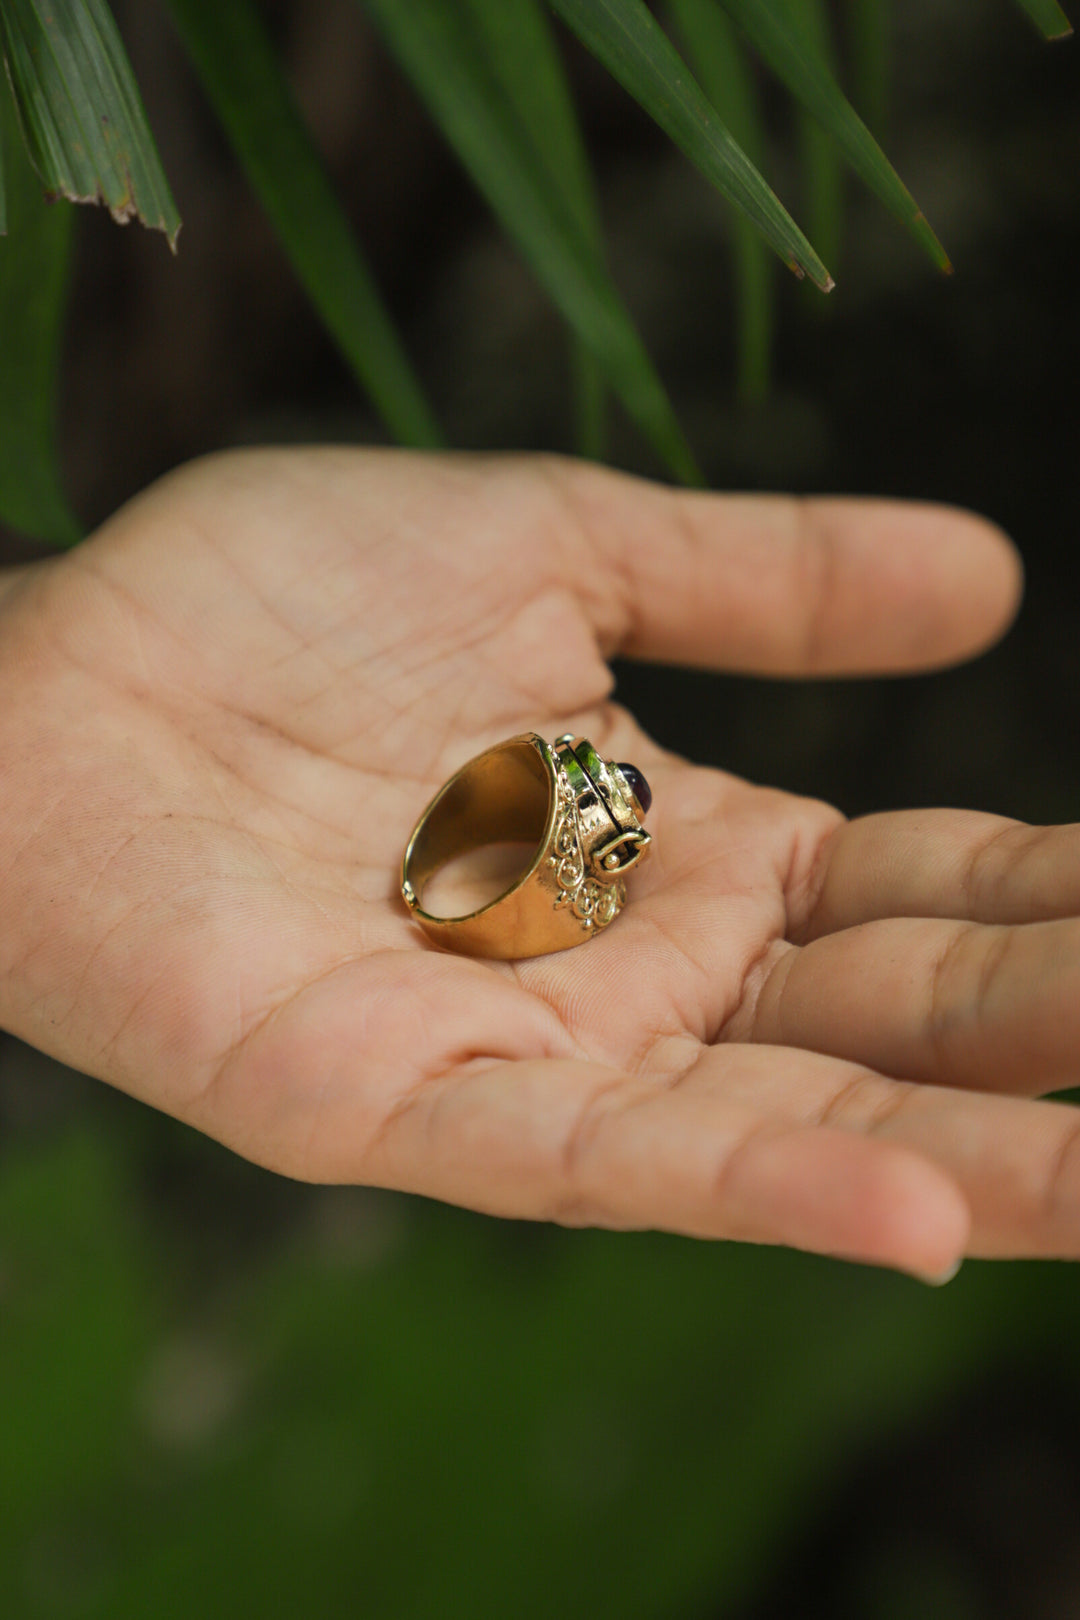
[2,447,1078,1279]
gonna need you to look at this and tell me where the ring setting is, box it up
[401,733,652,959]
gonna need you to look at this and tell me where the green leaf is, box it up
[463,0,602,258]
[1012,0,1074,39]
[0,0,180,248]
[846,0,890,131]
[715,0,950,271]
[571,329,607,460]
[0,83,80,546]
[0,107,7,234]
[163,0,442,450]
[461,0,607,457]
[363,0,702,483]
[789,0,843,275]
[545,0,833,290]
[665,0,772,400]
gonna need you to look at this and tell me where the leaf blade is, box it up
[0,0,180,247]
[666,0,772,399]
[463,0,603,257]
[716,0,950,271]
[1012,0,1074,39]
[789,0,843,274]
[364,0,702,482]
[546,0,833,289]
[845,0,890,130]
[461,0,608,456]
[0,102,7,234]
[0,83,79,546]
[163,0,443,449]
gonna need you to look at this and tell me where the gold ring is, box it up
[401,733,653,959]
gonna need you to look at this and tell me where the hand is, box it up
[1,448,1074,1280]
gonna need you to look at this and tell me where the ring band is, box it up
[401,733,652,959]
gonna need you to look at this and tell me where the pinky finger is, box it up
[358,1057,971,1281]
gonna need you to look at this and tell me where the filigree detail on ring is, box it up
[550,766,626,934]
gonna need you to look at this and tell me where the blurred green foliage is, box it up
[1,0,1072,537]
[0,88,78,547]
[3,1070,1079,1619]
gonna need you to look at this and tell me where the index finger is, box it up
[550,463,1022,676]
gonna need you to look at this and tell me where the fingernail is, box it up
[913,1258,963,1287]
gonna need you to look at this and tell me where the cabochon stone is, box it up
[616,763,652,815]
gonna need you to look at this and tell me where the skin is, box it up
[2,446,1078,1283]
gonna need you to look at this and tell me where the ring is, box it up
[401,733,653,959]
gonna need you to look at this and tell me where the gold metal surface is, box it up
[400,733,652,959]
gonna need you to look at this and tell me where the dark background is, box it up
[2,2,1080,1615]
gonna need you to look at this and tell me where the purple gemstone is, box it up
[616,763,652,815]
